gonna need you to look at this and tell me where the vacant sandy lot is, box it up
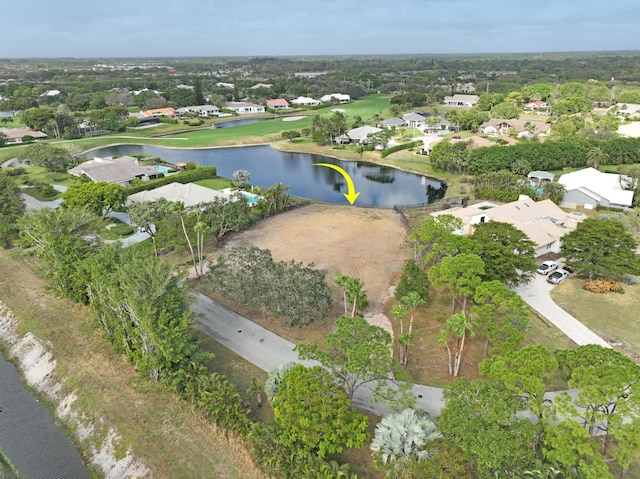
[220,204,411,315]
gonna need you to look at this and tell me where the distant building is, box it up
[290,96,320,107]
[336,126,383,144]
[443,94,479,107]
[251,83,273,89]
[0,127,47,144]
[176,105,221,117]
[141,107,177,118]
[266,98,290,110]
[223,101,265,114]
[320,93,350,103]
[294,71,328,78]
[523,100,550,113]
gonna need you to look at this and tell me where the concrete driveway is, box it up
[515,274,610,348]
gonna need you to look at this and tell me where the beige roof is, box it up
[69,156,157,184]
[128,182,233,208]
[0,127,47,141]
[480,118,550,135]
[431,196,584,248]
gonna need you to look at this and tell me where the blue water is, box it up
[241,192,259,204]
[154,165,171,174]
[212,118,275,128]
[87,144,446,207]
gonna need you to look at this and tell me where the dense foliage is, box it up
[208,246,332,326]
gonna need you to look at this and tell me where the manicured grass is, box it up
[551,278,640,357]
[8,166,78,187]
[0,248,266,479]
[194,178,233,190]
[20,186,61,202]
[313,94,394,121]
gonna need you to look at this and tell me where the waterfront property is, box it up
[69,156,159,186]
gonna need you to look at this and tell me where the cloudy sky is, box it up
[2,0,638,58]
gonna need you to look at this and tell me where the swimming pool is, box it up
[241,192,259,204]
[154,165,171,174]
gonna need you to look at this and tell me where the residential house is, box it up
[479,118,550,138]
[0,127,47,144]
[336,125,383,144]
[612,103,640,118]
[223,101,266,114]
[443,94,479,107]
[402,112,427,129]
[557,167,635,209]
[617,122,640,138]
[423,134,517,155]
[294,71,328,78]
[250,83,273,89]
[290,96,321,107]
[216,82,235,89]
[141,107,177,118]
[128,182,234,208]
[68,156,159,186]
[320,93,351,103]
[176,105,221,117]
[378,117,407,130]
[431,195,585,257]
[524,100,550,113]
[266,98,290,110]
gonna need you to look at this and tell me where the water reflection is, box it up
[88,144,446,207]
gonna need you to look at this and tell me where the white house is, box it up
[177,105,221,117]
[320,93,351,103]
[558,167,635,209]
[431,195,585,256]
[128,182,235,208]
[443,94,479,107]
[402,112,427,129]
[290,96,320,107]
[336,125,383,144]
[223,101,266,114]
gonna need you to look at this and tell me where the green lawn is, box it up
[551,278,640,357]
[101,217,135,240]
[194,178,233,190]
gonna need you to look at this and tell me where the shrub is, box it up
[38,184,57,197]
[620,274,638,286]
[584,278,624,293]
[126,166,217,194]
[380,140,422,158]
[5,167,26,176]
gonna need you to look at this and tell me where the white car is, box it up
[547,269,570,285]
[537,261,558,275]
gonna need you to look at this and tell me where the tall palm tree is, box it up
[586,146,609,170]
[370,408,442,478]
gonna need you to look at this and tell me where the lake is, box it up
[211,117,276,128]
[87,144,446,207]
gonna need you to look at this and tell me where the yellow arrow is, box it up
[314,163,361,204]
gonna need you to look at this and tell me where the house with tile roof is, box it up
[524,100,550,113]
[479,118,551,138]
[69,156,159,186]
[128,182,235,208]
[336,125,383,144]
[141,107,177,118]
[266,98,290,110]
[431,195,585,256]
[0,127,47,144]
[290,96,320,107]
[176,105,220,117]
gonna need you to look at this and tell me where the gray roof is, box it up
[379,117,407,127]
[69,156,157,184]
[345,125,383,141]
[402,112,427,122]
[528,171,555,180]
[128,182,233,207]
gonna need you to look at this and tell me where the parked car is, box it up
[547,269,570,285]
[537,261,558,275]
[452,135,461,139]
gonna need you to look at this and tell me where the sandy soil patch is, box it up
[219,204,410,315]
[331,108,346,113]
[281,115,307,122]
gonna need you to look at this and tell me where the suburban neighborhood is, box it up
[1,38,640,479]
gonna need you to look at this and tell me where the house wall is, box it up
[535,240,560,257]
[563,189,606,208]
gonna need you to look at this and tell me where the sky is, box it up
[2,0,639,58]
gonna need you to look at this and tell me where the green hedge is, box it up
[380,140,422,158]
[126,166,217,195]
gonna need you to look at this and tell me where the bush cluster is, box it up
[380,140,422,158]
[584,278,624,293]
[4,167,26,176]
[126,166,217,194]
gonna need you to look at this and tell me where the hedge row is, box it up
[380,140,423,158]
[126,166,217,195]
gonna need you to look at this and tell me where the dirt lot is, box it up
[215,204,411,337]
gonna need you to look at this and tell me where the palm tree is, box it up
[586,146,609,170]
[399,292,426,365]
[370,408,442,478]
[391,304,408,365]
[438,311,475,377]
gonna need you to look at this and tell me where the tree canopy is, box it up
[559,217,639,279]
[0,171,26,248]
